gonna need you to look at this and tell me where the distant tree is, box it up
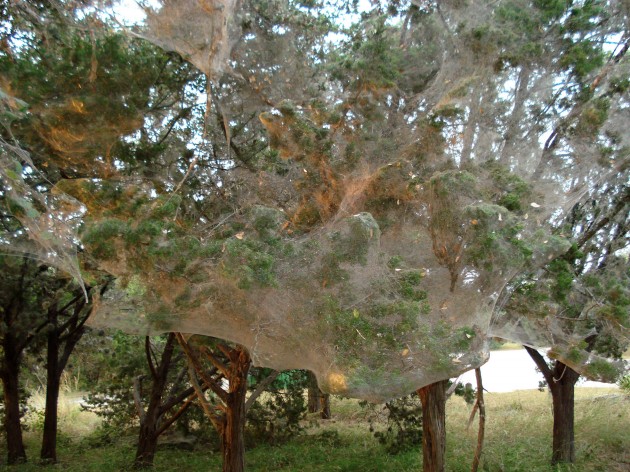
[246,369,308,446]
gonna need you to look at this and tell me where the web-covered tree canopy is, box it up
[1,0,628,401]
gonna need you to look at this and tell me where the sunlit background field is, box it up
[5,386,627,472]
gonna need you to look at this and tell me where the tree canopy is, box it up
[1,0,628,402]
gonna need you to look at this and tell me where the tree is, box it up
[0,257,39,464]
[82,331,203,468]
[133,334,201,468]
[177,335,279,472]
[2,2,629,471]
[494,180,629,465]
[39,282,100,463]
[0,251,96,464]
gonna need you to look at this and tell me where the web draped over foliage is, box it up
[3,0,628,400]
[0,90,87,297]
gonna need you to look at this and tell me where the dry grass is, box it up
[25,389,101,440]
[9,387,628,471]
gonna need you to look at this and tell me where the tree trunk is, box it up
[134,335,176,468]
[525,347,581,466]
[2,370,27,464]
[417,380,448,472]
[1,343,27,464]
[471,368,485,472]
[134,408,161,469]
[549,363,580,465]
[307,372,321,414]
[320,392,331,419]
[220,348,250,472]
[40,321,60,463]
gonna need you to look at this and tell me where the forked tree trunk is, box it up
[524,347,580,466]
[134,334,176,468]
[1,332,27,465]
[220,349,250,472]
[417,379,448,472]
[41,298,89,464]
[548,363,580,465]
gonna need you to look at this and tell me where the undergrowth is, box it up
[3,388,628,471]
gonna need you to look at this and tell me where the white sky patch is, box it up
[109,0,157,26]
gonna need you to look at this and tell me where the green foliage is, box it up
[223,238,278,289]
[81,219,127,259]
[547,258,574,302]
[246,370,308,446]
[330,15,402,91]
[397,270,428,302]
[81,332,146,432]
[334,212,380,265]
[464,204,532,270]
[560,40,604,79]
[574,98,609,137]
[583,358,621,382]
[486,162,532,213]
[366,394,423,454]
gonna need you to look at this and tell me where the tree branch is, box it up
[133,375,146,423]
[161,385,196,414]
[186,363,223,432]
[176,333,228,403]
[245,370,280,413]
[145,336,158,381]
[576,187,629,250]
[156,392,197,437]
[524,345,554,385]
[200,344,230,378]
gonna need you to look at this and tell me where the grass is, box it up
[2,388,628,471]
[491,341,523,351]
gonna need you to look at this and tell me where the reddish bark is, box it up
[417,379,448,472]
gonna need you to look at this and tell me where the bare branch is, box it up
[145,336,158,381]
[245,370,280,413]
[470,368,486,472]
[176,333,228,403]
[524,345,554,386]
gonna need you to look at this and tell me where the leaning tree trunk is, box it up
[1,335,27,465]
[220,348,250,472]
[417,379,448,472]
[548,362,580,465]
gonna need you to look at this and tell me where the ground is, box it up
[3,387,628,471]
